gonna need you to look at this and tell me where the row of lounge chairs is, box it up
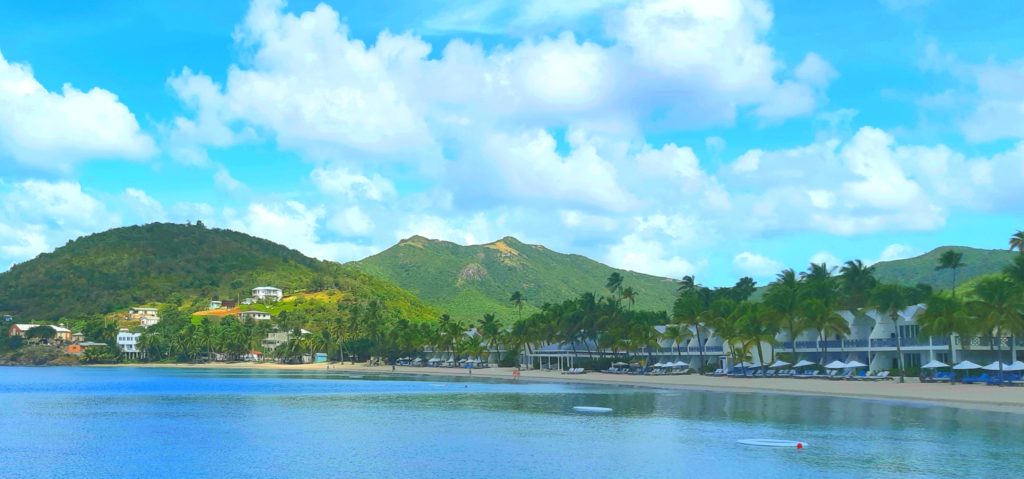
[959,373,1023,386]
[560,368,586,375]
[711,368,894,381]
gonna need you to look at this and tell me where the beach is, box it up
[100,362,1024,413]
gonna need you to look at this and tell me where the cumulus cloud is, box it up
[311,166,396,201]
[226,200,378,261]
[0,50,155,172]
[876,243,915,263]
[733,251,784,277]
[605,233,697,278]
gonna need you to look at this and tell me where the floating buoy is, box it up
[737,439,808,448]
[572,406,613,414]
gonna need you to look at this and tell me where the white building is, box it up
[116,329,143,359]
[129,307,161,328]
[239,311,271,322]
[252,286,283,302]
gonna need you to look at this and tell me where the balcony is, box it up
[843,339,868,348]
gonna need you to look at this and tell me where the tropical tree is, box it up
[968,277,1023,376]
[765,269,805,361]
[733,302,779,376]
[677,275,696,294]
[477,313,503,364]
[800,298,850,365]
[1010,230,1024,254]
[621,287,639,309]
[673,292,707,373]
[839,260,877,310]
[919,294,967,367]
[662,324,693,360]
[870,284,912,383]
[731,277,758,302]
[509,291,525,323]
[936,250,967,296]
[605,272,624,299]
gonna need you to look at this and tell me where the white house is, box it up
[129,307,161,328]
[239,311,271,322]
[252,286,283,302]
[116,329,143,359]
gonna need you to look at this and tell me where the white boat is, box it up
[572,406,613,413]
[737,439,807,448]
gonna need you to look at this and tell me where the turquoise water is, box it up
[1,367,1022,478]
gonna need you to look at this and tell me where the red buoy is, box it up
[796,443,803,449]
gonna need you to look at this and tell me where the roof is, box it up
[13,324,71,333]
[240,310,270,315]
[131,307,159,311]
[253,286,281,291]
[79,341,107,347]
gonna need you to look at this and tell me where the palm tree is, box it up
[1009,230,1024,254]
[870,284,912,383]
[919,294,966,367]
[509,291,525,323]
[606,272,624,299]
[734,302,779,376]
[663,324,693,360]
[765,269,804,361]
[621,287,639,309]
[801,298,850,365]
[936,250,967,296]
[969,277,1022,377]
[478,313,502,364]
[839,259,877,310]
[673,293,706,374]
[677,275,696,294]
[731,276,758,302]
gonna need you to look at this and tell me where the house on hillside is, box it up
[208,299,236,310]
[252,286,283,302]
[67,341,107,355]
[116,329,143,359]
[129,307,161,328]
[71,332,85,343]
[209,300,222,310]
[262,329,310,351]
[8,324,72,342]
[239,311,271,322]
[2,314,12,323]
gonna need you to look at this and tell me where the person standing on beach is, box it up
[513,367,520,382]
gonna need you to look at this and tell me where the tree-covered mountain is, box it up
[351,235,680,321]
[0,223,436,321]
[873,246,1015,290]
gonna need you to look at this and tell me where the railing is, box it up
[870,338,897,348]
[820,340,842,349]
[795,340,818,349]
[843,339,868,348]
[705,346,724,352]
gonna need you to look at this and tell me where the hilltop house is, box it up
[116,329,143,359]
[239,311,271,322]
[2,314,12,323]
[8,324,72,342]
[252,286,283,302]
[129,307,161,328]
[208,300,238,310]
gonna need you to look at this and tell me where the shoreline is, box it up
[88,361,1024,414]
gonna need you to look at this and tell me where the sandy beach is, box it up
[100,361,1024,413]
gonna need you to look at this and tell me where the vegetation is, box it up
[352,235,679,321]
[0,223,436,322]
[873,246,1014,290]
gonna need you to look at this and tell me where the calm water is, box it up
[1,367,1023,478]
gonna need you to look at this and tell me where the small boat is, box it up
[737,439,807,448]
[572,406,613,413]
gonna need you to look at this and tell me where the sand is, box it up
[99,361,1024,413]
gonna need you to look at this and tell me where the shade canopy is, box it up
[981,361,1011,371]
[673,361,689,367]
[844,360,867,368]
[824,360,847,369]
[952,360,982,370]
[653,362,665,368]
[921,360,949,369]
[792,360,815,368]
[1006,361,1024,372]
[736,361,761,368]
[612,362,628,366]
[769,360,790,368]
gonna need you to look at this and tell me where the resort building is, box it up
[252,287,283,302]
[129,307,161,328]
[261,329,311,351]
[116,329,143,359]
[8,324,72,342]
[520,304,1022,372]
[239,311,271,322]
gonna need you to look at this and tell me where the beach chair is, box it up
[711,368,724,376]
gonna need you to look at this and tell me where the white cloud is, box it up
[123,188,167,222]
[605,233,697,278]
[794,53,838,88]
[226,200,378,262]
[0,50,155,172]
[311,166,396,201]
[876,243,915,263]
[327,206,374,237]
[732,251,783,277]
[810,251,840,267]
[214,165,246,193]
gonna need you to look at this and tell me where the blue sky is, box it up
[1,0,1023,286]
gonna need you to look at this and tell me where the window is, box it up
[904,353,921,369]
[898,325,919,339]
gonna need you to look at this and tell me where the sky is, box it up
[1,0,1023,287]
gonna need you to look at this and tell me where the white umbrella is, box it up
[673,360,689,367]
[921,360,949,369]
[981,361,1011,371]
[653,362,665,368]
[844,360,867,368]
[769,360,790,369]
[613,362,628,366]
[824,360,847,369]
[792,360,815,368]
[737,361,761,368]
[952,360,982,370]
[1005,361,1024,372]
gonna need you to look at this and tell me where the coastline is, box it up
[91,361,1024,414]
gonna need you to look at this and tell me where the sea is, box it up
[1,366,1022,478]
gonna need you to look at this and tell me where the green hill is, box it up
[0,223,435,321]
[351,235,679,322]
[873,246,1015,290]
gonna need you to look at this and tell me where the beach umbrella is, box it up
[612,361,628,366]
[952,360,981,370]
[844,360,867,368]
[652,362,664,368]
[824,360,847,369]
[769,360,790,369]
[1005,361,1024,372]
[921,360,949,369]
[792,360,815,369]
[736,361,761,368]
[981,361,1011,371]
[673,360,689,367]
